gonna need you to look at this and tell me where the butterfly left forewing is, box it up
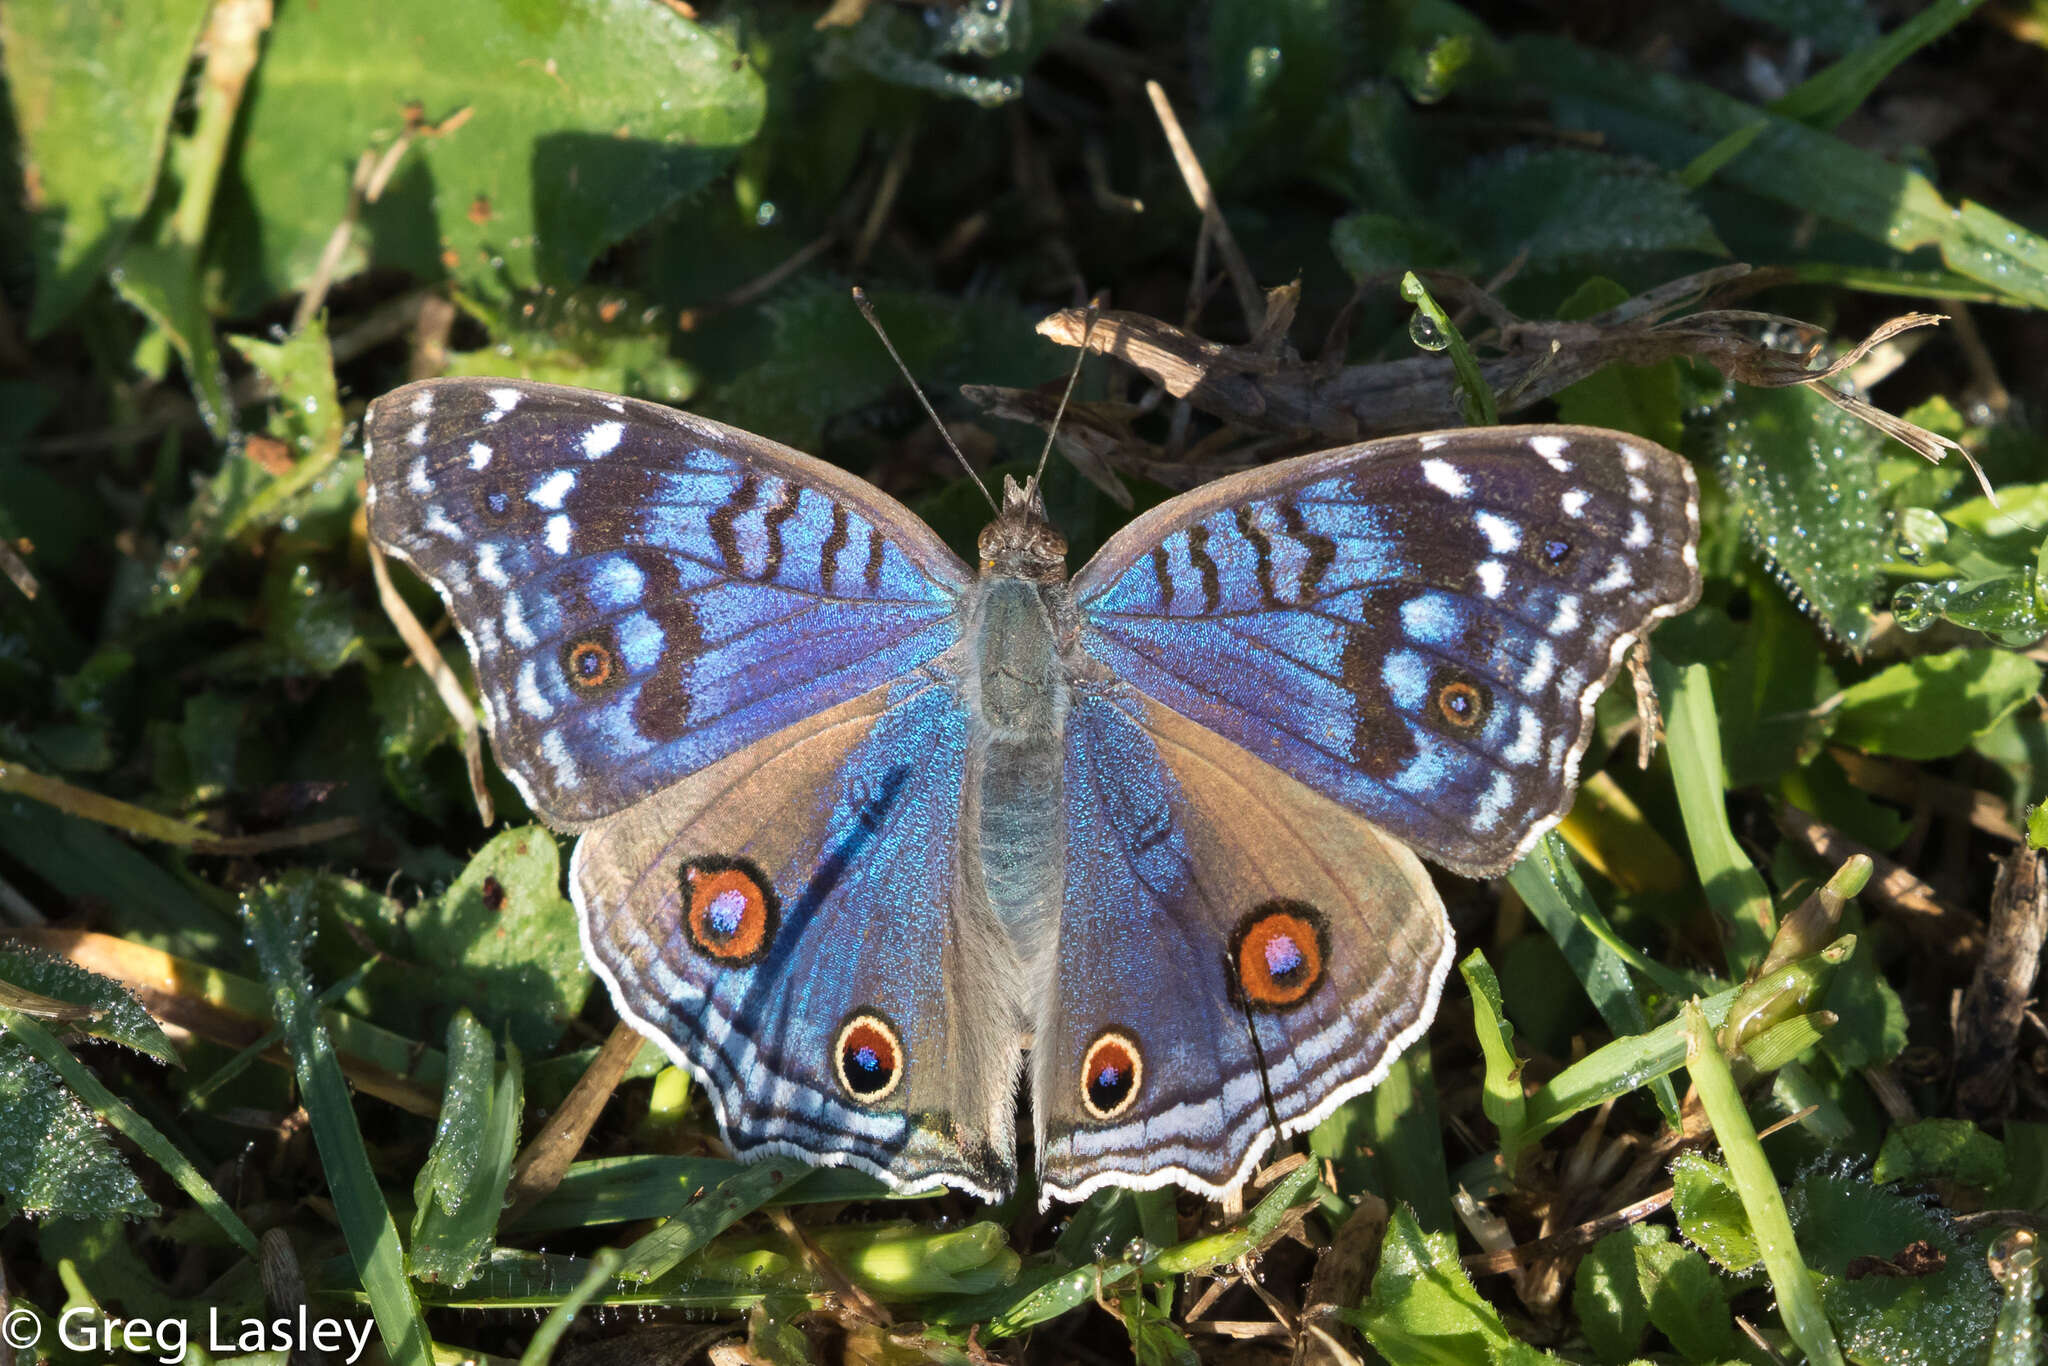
[1070,425,1700,877]
[364,378,971,827]
[575,674,1025,1201]
[1033,691,1452,1203]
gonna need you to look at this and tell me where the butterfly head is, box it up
[978,474,1067,582]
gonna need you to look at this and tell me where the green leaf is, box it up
[216,0,764,307]
[408,826,592,1052]
[1636,1236,1738,1362]
[1712,382,1887,652]
[1789,1165,2000,1366]
[615,1159,812,1283]
[1873,1118,2009,1192]
[1348,1205,1565,1364]
[1832,649,2045,760]
[1671,1152,1759,1273]
[110,242,235,440]
[1770,0,1988,130]
[1460,950,1529,1168]
[0,0,212,335]
[0,944,174,1062]
[1440,145,1724,270]
[1573,1226,1659,1364]
[0,1039,156,1219]
[411,1011,523,1286]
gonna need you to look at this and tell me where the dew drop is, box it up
[1408,310,1450,352]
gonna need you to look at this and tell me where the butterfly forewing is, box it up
[363,379,972,827]
[1071,425,1701,878]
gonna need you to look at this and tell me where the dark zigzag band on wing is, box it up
[364,379,972,827]
[1072,426,1700,878]
[573,677,1019,1201]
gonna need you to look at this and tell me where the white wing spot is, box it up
[505,594,536,648]
[477,543,510,588]
[407,458,432,495]
[530,469,577,509]
[1561,489,1589,518]
[412,390,435,416]
[1476,560,1507,599]
[1529,434,1571,472]
[1682,541,1699,569]
[1522,641,1557,691]
[1474,771,1515,833]
[1622,444,1648,472]
[542,731,580,786]
[424,505,465,543]
[516,660,552,718]
[1594,558,1633,592]
[489,387,522,412]
[1627,475,1651,503]
[1419,434,1449,451]
[1505,711,1541,765]
[581,421,625,459]
[1549,594,1581,633]
[1475,511,1521,553]
[546,514,573,555]
[407,421,429,447]
[468,441,493,470]
[603,399,625,414]
[1625,511,1652,549]
[1421,459,1471,498]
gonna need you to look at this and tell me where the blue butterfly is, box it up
[364,379,1699,1203]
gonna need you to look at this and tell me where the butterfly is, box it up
[363,377,1700,1204]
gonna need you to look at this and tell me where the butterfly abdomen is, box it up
[963,576,1069,965]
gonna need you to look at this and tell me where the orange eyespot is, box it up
[1080,1029,1143,1121]
[1430,673,1490,731]
[1230,902,1330,1012]
[835,1011,904,1103]
[681,856,778,966]
[561,634,624,693]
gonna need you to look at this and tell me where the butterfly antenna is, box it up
[853,286,998,514]
[1027,295,1103,500]
[1226,951,1289,1153]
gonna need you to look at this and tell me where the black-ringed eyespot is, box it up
[680,855,779,967]
[560,633,626,694]
[1428,668,1491,732]
[1228,901,1331,1012]
[834,1010,904,1104]
[1079,1028,1144,1122]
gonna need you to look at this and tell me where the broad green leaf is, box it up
[1347,1205,1564,1364]
[1440,145,1724,271]
[216,0,764,308]
[1573,1226,1660,1364]
[0,0,211,334]
[1771,0,1987,129]
[1709,587,1838,787]
[0,945,174,1062]
[1721,0,1876,54]
[1331,211,1458,281]
[444,288,697,404]
[1832,649,2044,760]
[408,826,591,1053]
[1789,1165,1999,1366]
[111,242,234,441]
[1636,1236,1738,1362]
[1711,383,1886,652]
[1671,1152,1759,1273]
[0,1040,156,1219]
[1873,1118,2009,1192]
[615,1159,812,1283]
[1204,0,1352,184]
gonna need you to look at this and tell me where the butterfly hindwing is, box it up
[574,675,1025,1200]
[1070,426,1701,876]
[1033,690,1452,1201]
[364,379,972,827]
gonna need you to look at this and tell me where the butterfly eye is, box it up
[1079,1029,1143,1121]
[1429,671,1491,732]
[1229,901,1330,1012]
[834,1011,904,1103]
[560,634,626,693]
[680,856,779,966]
